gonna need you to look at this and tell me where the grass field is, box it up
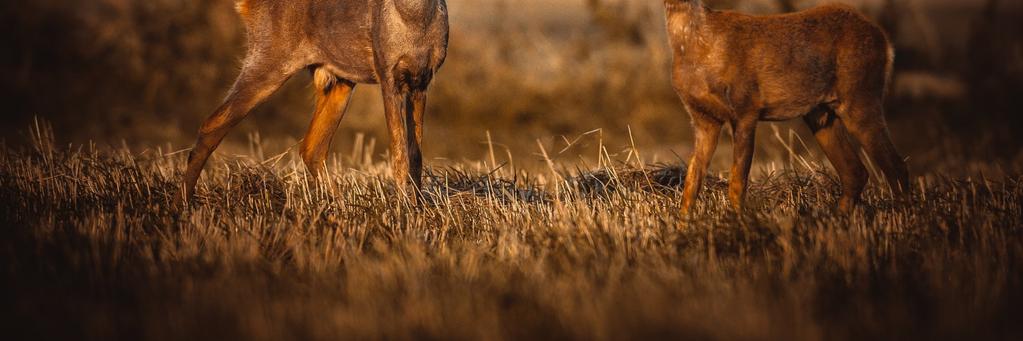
[2,1,1021,339]
[2,123,1021,340]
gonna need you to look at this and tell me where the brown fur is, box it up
[175,0,449,207]
[664,0,908,214]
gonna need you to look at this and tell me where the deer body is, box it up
[665,1,908,214]
[177,0,448,205]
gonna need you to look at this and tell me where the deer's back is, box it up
[672,4,891,122]
[236,0,448,85]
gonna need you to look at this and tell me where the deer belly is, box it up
[321,47,379,84]
[758,101,820,121]
[757,85,836,121]
[321,63,377,84]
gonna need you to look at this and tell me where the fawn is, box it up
[175,0,448,206]
[664,0,909,214]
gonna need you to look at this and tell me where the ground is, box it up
[1,126,1021,340]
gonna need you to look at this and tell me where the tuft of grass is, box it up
[1,127,1022,340]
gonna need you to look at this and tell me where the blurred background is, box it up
[2,0,1021,176]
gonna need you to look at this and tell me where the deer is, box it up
[663,0,909,215]
[174,0,448,206]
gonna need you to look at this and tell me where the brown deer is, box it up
[174,0,448,206]
[664,0,908,214]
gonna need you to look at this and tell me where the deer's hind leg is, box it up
[804,108,868,212]
[835,43,909,197]
[300,69,355,177]
[835,99,909,196]
[728,118,757,212]
[177,57,299,205]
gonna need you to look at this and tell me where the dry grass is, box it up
[2,2,1021,338]
[2,123,1021,340]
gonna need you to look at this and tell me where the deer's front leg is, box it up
[728,118,757,212]
[408,90,427,191]
[381,82,424,199]
[682,116,722,216]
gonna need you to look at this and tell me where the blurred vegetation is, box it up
[1,0,248,142]
[1,0,1021,172]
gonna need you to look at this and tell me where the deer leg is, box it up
[381,82,423,199]
[804,111,868,213]
[408,90,427,192]
[728,118,757,212]
[681,117,723,216]
[176,62,295,206]
[300,77,355,177]
[837,101,909,196]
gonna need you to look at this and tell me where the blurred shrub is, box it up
[1,0,1021,168]
[1,0,688,160]
[2,0,262,143]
